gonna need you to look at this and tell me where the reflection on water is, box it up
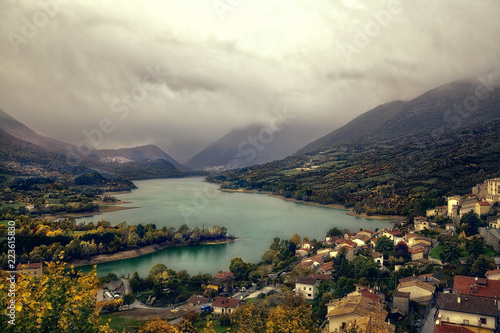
[76,177,393,277]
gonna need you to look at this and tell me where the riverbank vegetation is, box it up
[207,122,500,217]
[0,214,233,267]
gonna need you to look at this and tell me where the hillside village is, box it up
[7,177,500,332]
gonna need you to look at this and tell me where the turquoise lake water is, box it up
[76,177,393,277]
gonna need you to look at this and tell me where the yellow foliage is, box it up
[0,260,116,332]
[139,318,181,333]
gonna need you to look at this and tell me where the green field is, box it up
[99,313,147,332]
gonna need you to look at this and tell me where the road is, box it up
[420,307,436,333]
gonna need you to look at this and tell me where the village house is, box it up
[295,276,318,300]
[186,295,210,307]
[472,177,500,203]
[318,261,334,275]
[409,246,425,261]
[460,196,479,218]
[350,284,385,301]
[371,251,384,269]
[16,262,43,277]
[485,269,500,280]
[352,234,370,247]
[426,206,448,218]
[383,230,403,244]
[206,273,234,294]
[435,292,497,332]
[448,195,461,219]
[445,223,457,232]
[325,294,394,333]
[414,217,430,231]
[357,230,374,239]
[453,275,500,310]
[396,280,435,304]
[475,201,491,216]
[211,297,240,315]
[392,291,410,317]
[488,214,500,229]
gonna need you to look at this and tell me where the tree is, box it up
[459,211,482,236]
[149,264,169,280]
[229,257,251,280]
[326,227,343,238]
[231,302,267,333]
[139,319,180,333]
[470,255,495,277]
[0,257,115,332]
[264,293,319,333]
[394,241,411,261]
[290,233,302,245]
[375,236,394,258]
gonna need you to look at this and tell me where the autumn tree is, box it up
[139,319,180,333]
[0,256,115,332]
[290,233,302,245]
[231,302,267,332]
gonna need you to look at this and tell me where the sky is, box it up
[1,0,499,162]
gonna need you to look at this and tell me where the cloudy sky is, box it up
[1,0,499,162]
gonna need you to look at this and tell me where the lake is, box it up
[76,177,393,277]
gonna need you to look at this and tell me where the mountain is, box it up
[0,108,187,178]
[0,108,75,154]
[298,78,500,154]
[185,123,319,170]
[208,76,500,217]
[96,145,188,170]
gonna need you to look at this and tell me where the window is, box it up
[309,287,312,291]
[480,318,487,325]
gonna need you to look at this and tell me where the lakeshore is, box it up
[68,238,235,268]
[43,201,138,221]
[219,188,404,220]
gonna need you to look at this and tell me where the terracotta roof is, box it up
[453,275,500,297]
[212,297,240,309]
[436,292,497,317]
[309,274,333,281]
[208,277,228,286]
[485,269,500,276]
[326,295,387,318]
[320,262,334,272]
[359,230,374,234]
[371,252,383,258]
[398,276,416,284]
[397,280,435,293]
[478,201,491,206]
[410,247,424,254]
[16,263,42,270]
[336,239,357,247]
[214,271,234,279]
[386,230,402,236]
[359,290,383,302]
[186,295,209,305]
[296,276,317,285]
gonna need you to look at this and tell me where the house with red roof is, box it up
[453,275,500,303]
[383,230,403,245]
[212,297,240,315]
[475,201,491,216]
[16,262,43,277]
[485,269,500,281]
